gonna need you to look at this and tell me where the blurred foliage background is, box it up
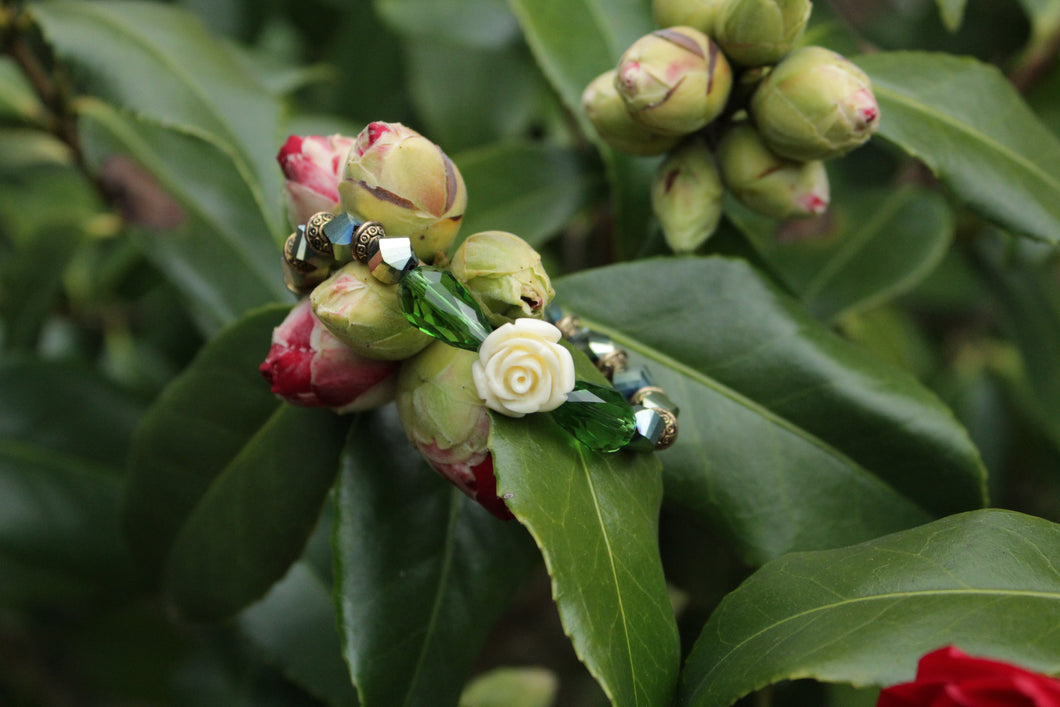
[1,0,1058,705]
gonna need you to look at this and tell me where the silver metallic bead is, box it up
[367,237,420,284]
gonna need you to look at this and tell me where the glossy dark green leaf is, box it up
[729,187,954,322]
[240,562,358,707]
[33,0,285,232]
[973,233,1060,447]
[558,258,987,564]
[78,99,290,333]
[508,0,656,258]
[455,142,600,248]
[0,439,134,602]
[490,414,680,707]
[856,52,1060,244]
[407,39,548,152]
[0,360,144,470]
[334,408,538,707]
[376,0,520,48]
[122,304,287,587]
[678,510,1060,707]
[164,403,347,622]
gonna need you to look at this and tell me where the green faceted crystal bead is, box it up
[398,267,493,351]
[551,380,636,452]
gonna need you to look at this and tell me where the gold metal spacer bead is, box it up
[629,386,665,406]
[353,221,386,263]
[596,349,629,380]
[654,407,678,451]
[554,314,582,340]
[304,212,335,258]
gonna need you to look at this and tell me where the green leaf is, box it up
[936,0,967,31]
[1018,0,1060,53]
[376,0,520,48]
[856,52,1060,245]
[0,58,45,125]
[0,440,134,602]
[490,414,680,707]
[455,142,600,249]
[973,233,1060,448]
[459,667,558,707]
[558,258,987,564]
[240,562,358,707]
[678,509,1060,707]
[122,305,286,587]
[729,187,955,322]
[507,0,656,259]
[0,360,145,471]
[334,408,538,707]
[407,39,549,153]
[164,403,347,622]
[32,0,285,233]
[78,99,290,333]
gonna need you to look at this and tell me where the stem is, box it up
[1,4,87,170]
[1009,29,1060,93]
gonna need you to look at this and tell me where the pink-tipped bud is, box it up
[396,342,513,520]
[277,134,355,229]
[339,121,467,262]
[259,299,400,413]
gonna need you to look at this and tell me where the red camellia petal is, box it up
[877,646,1060,707]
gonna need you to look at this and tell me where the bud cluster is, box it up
[582,0,879,250]
[266,122,569,517]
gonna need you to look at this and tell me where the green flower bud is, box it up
[449,231,555,326]
[716,123,830,220]
[714,0,812,67]
[310,261,433,360]
[339,122,468,262]
[581,70,681,155]
[651,139,724,253]
[750,46,880,161]
[615,27,733,136]
[653,0,726,35]
[396,342,512,519]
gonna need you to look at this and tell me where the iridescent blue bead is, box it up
[613,365,654,400]
[323,212,360,262]
[627,406,666,452]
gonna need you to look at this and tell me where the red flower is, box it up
[277,134,355,228]
[878,646,1060,707]
[260,299,399,412]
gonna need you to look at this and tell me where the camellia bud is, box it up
[277,134,355,228]
[339,121,467,262]
[651,139,724,253]
[615,27,733,136]
[714,0,812,67]
[716,122,830,220]
[750,46,880,161]
[449,231,555,325]
[652,0,726,36]
[581,70,681,156]
[310,261,433,361]
[259,299,399,412]
[396,342,512,519]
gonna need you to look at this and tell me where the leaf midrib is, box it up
[578,447,641,707]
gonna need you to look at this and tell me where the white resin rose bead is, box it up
[472,318,576,417]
